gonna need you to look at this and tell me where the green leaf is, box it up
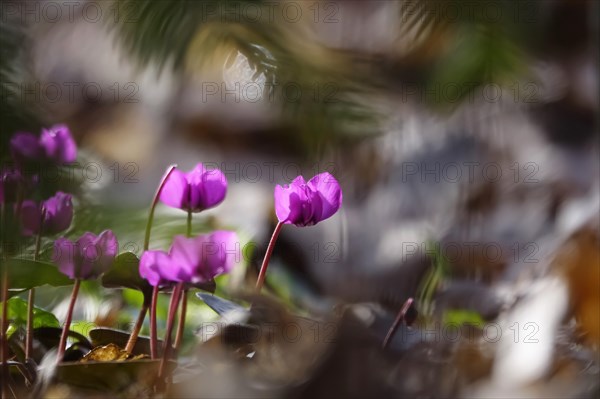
[102,252,153,302]
[1,258,72,293]
[2,297,59,337]
[33,326,91,350]
[443,309,485,328]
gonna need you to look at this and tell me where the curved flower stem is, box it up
[124,303,148,354]
[382,297,414,349]
[25,292,36,359]
[25,207,45,360]
[57,279,81,364]
[1,203,9,398]
[255,221,284,292]
[144,165,177,251]
[173,290,187,351]
[141,165,177,360]
[173,210,192,351]
[158,283,183,383]
[1,262,8,399]
[149,287,159,359]
[186,209,192,237]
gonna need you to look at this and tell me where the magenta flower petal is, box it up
[205,231,239,277]
[10,132,44,164]
[159,169,190,210]
[20,192,73,236]
[275,176,308,225]
[139,250,171,287]
[161,232,240,284]
[159,163,227,213]
[75,232,101,279]
[94,230,119,276]
[42,191,73,234]
[187,165,227,211]
[307,172,343,221]
[53,230,118,280]
[53,238,78,279]
[274,173,342,226]
[40,125,77,163]
[168,235,202,282]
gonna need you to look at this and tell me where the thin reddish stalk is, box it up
[25,289,35,359]
[255,222,283,292]
[382,297,414,349]
[158,283,183,382]
[173,210,192,351]
[141,165,177,359]
[173,291,187,351]
[25,207,45,360]
[149,286,159,359]
[143,165,177,250]
[1,262,9,399]
[56,279,81,364]
[125,303,148,354]
[1,203,9,399]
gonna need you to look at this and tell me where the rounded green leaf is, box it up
[101,252,153,302]
[1,259,72,292]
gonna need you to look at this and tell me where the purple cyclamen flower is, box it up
[53,230,118,280]
[139,231,239,286]
[10,125,77,165]
[159,164,227,213]
[274,172,342,227]
[40,125,77,163]
[20,191,73,236]
[138,250,173,287]
[10,132,44,163]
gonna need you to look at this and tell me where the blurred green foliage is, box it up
[4,296,59,338]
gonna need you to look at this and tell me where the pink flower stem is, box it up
[158,282,183,383]
[173,291,187,351]
[186,209,192,237]
[57,279,81,364]
[382,297,414,349]
[256,222,283,292]
[142,164,177,360]
[174,210,192,351]
[25,207,45,360]
[1,203,10,398]
[124,303,148,354]
[149,286,159,359]
[0,267,8,399]
[1,260,8,399]
[144,164,177,251]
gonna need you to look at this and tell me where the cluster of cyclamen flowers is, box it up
[139,164,342,378]
[139,164,234,288]
[2,123,343,374]
[1,125,122,363]
[138,164,343,294]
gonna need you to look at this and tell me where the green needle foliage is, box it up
[398,0,538,108]
[106,0,379,157]
[0,19,43,158]
[417,241,449,321]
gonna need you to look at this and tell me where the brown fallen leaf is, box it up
[554,226,600,350]
[81,344,131,362]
